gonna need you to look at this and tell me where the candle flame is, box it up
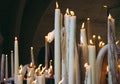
[108,14,112,19]
[107,66,109,72]
[84,63,88,68]
[66,8,69,15]
[58,77,64,84]
[81,22,85,29]
[15,37,17,41]
[118,64,120,69]
[87,18,90,21]
[89,39,93,45]
[38,64,42,70]
[4,78,6,81]
[70,11,75,16]
[28,71,31,77]
[31,46,33,50]
[18,65,22,74]
[92,35,96,39]
[116,40,119,45]
[98,35,102,40]
[56,2,59,9]
[11,50,13,53]
[30,62,33,67]
[45,35,49,42]
[103,5,107,8]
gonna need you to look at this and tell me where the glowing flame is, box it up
[92,35,96,39]
[98,35,102,40]
[30,62,33,67]
[70,11,75,16]
[89,39,93,45]
[56,2,59,9]
[118,64,120,69]
[84,63,88,68]
[15,37,17,41]
[103,5,107,8]
[31,46,33,50]
[87,18,90,21]
[107,66,108,72]
[18,65,22,74]
[116,40,119,45]
[28,71,31,77]
[81,22,85,29]
[66,8,69,15]
[108,14,112,19]
[58,77,64,84]
[38,64,42,70]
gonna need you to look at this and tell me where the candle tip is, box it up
[92,35,96,39]
[31,46,33,50]
[70,11,75,16]
[103,5,107,8]
[11,50,13,53]
[66,8,69,15]
[89,39,93,45]
[87,18,90,21]
[15,37,17,40]
[81,22,85,29]
[6,54,8,57]
[108,14,112,19]
[56,2,59,9]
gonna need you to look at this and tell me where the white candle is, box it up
[30,47,34,65]
[36,75,45,84]
[11,50,14,77]
[5,55,8,80]
[64,8,70,74]
[80,22,87,45]
[88,40,96,84]
[68,11,76,84]
[84,63,91,84]
[14,37,19,75]
[54,2,61,84]
[1,54,5,82]
[27,71,32,84]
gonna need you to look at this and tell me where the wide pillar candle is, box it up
[54,2,61,84]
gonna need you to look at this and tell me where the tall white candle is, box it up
[54,2,61,84]
[64,8,70,74]
[68,11,76,84]
[1,54,5,82]
[27,71,32,84]
[36,75,45,84]
[30,47,34,65]
[80,22,87,45]
[88,40,96,84]
[11,50,14,77]
[14,37,19,75]
[5,55,8,80]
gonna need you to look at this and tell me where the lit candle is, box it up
[5,55,8,80]
[80,22,87,45]
[14,37,19,75]
[11,50,14,77]
[87,18,92,44]
[1,54,5,82]
[88,40,96,84]
[27,71,32,84]
[30,47,34,65]
[64,8,70,84]
[92,35,96,45]
[54,2,61,84]
[68,11,76,84]
[84,63,91,84]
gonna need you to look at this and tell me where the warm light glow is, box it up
[56,2,59,9]
[98,35,102,40]
[15,37,17,41]
[18,65,22,75]
[87,18,90,21]
[89,39,93,45]
[58,77,64,84]
[27,71,31,77]
[107,66,109,72]
[84,63,88,68]
[118,65,120,69]
[70,11,75,16]
[30,62,33,67]
[11,50,13,53]
[116,40,119,45]
[38,64,42,70]
[92,35,96,39]
[103,5,107,8]
[81,22,85,29]
[31,46,33,50]
[66,8,69,15]
[108,14,112,19]
[45,36,48,42]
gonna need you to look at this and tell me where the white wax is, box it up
[68,15,76,84]
[36,75,45,84]
[54,8,61,84]
[15,75,23,84]
[27,67,35,82]
[88,45,96,84]
[11,51,14,77]
[5,55,8,80]
[14,37,19,75]
[1,54,5,82]
[80,28,87,45]
[27,77,32,84]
